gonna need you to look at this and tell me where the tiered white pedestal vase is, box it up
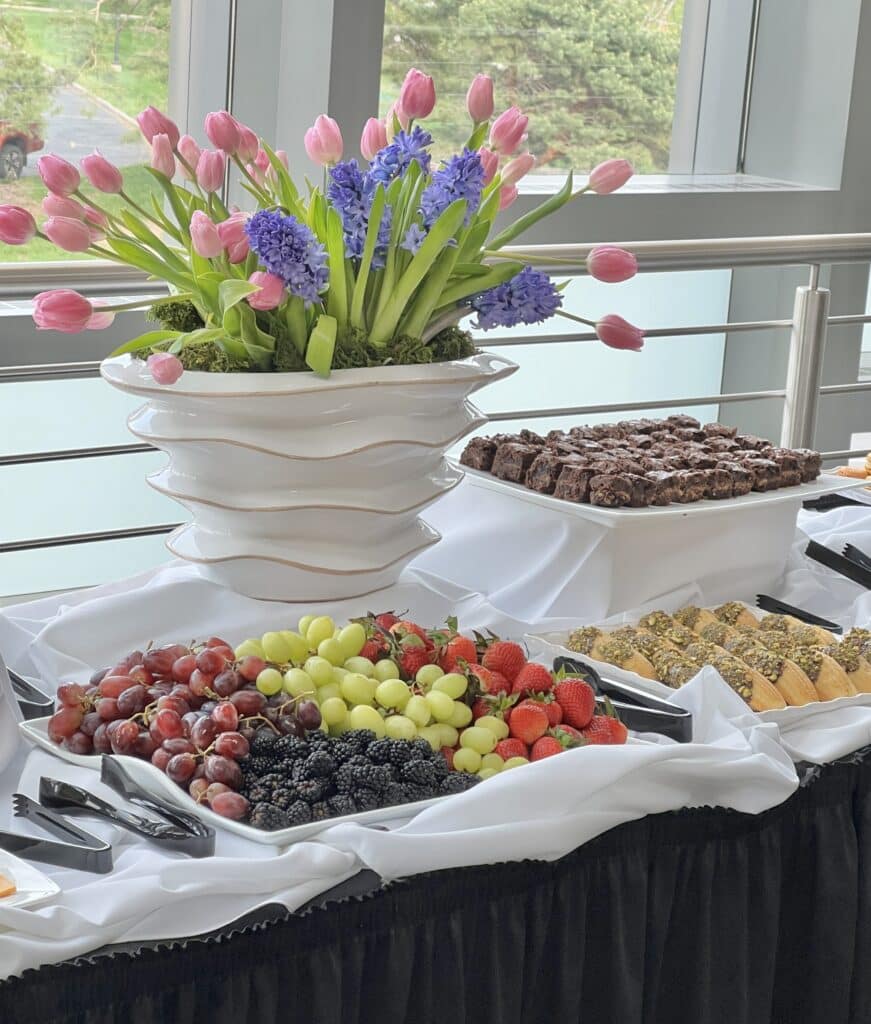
[101,353,517,601]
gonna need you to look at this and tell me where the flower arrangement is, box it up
[0,69,642,382]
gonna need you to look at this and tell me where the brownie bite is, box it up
[674,470,707,502]
[703,422,738,438]
[460,436,498,471]
[589,473,634,507]
[553,465,595,503]
[491,442,540,483]
[646,470,683,505]
[705,437,740,453]
[717,461,754,496]
[735,434,772,452]
[518,428,546,447]
[742,457,781,491]
[683,451,719,470]
[791,448,823,483]
[625,473,656,507]
[767,448,802,487]
[703,467,734,500]
[625,433,654,449]
[666,414,701,429]
[526,452,581,494]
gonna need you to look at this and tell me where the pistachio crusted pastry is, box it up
[638,611,695,647]
[673,605,719,633]
[759,614,835,646]
[566,626,602,656]
[651,649,699,688]
[822,643,871,693]
[844,628,871,660]
[713,602,760,629]
[595,635,657,680]
[754,630,855,700]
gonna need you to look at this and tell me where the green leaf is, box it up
[285,297,308,355]
[145,167,192,231]
[434,259,524,311]
[109,330,179,357]
[219,278,260,313]
[324,206,348,327]
[117,210,188,273]
[451,262,494,277]
[236,303,276,354]
[305,313,337,377]
[399,232,462,341]
[465,122,489,150]
[488,172,574,249]
[104,236,192,291]
[260,141,301,212]
[350,184,386,330]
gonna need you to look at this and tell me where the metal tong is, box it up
[755,594,843,634]
[7,667,54,720]
[0,794,113,874]
[805,539,871,590]
[551,656,693,743]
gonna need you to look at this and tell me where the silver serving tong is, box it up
[2,793,113,874]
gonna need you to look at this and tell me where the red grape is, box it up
[189,778,209,802]
[166,753,197,784]
[48,706,84,742]
[181,711,204,736]
[205,781,231,801]
[191,717,219,750]
[99,675,135,699]
[204,754,241,787]
[156,695,190,717]
[117,684,148,717]
[149,719,164,744]
[205,636,232,650]
[237,656,266,682]
[200,700,218,714]
[279,716,303,737]
[210,646,235,664]
[151,747,172,771]
[214,731,249,760]
[170,684,195,704]
[93,723,111,754]
[80,711,102,737]
[57,682,87,706]
[211,702,238,733]
[296,700,322,731]
[97,697,120,721]
[126,650,145,668]
[229,689,266,716]
[213,669,242,698]
[143,647,178,677]
[110,720,140,754]
[134,732,156,758]
[171,654,197,683]
[106,719,124,740]
[64,731,93,755]
[196,649,227,676]
[189,670,214,697]
[193,762,206,779]
[89,668,109,687]
[155,708,184,739]
[211,792,249,820]
[127,665,154,687]
[162,737,196,755]
[84,685,100,699]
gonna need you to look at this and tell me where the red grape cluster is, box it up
[47,636,322,821]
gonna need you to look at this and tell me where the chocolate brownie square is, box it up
[639,456,668,472]
[791,448,823,483]
[518,429,546,447]
[705,437,740,453]
[460,437,498,471]
[491,443,540,483]
[649,430,679,443]
[742,457,781,491]
[646,470,683,505]
[625,473,656,507]
[597,437,628,450]
[545,430,571,446]
[666,414,702,429]
[625,433,654,449]
[673,427,707,443]
[717,461,753,496]
[703,422,738,438]
[684,451,719,470]
[703,468,733,500]
[554,465,595,503]
[526,452,581,494]
[568,426,599,441]
[767,448,802,487]
[675,470,707,502]
[735,434,772,452]
[611,457,647,476]
[589,473,634,507]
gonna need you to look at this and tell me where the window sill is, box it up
[521,173,835,196]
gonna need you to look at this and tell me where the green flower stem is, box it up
[98,294,193,313]
[231,155,272,206]
[422,307,466,343]
[554,309,596,327]
[119,190,179,239]
[285,297,308,355]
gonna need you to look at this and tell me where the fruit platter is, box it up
[21,612,628,843]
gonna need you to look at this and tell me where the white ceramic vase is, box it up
[101,352,517,601]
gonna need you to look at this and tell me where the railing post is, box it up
[780,270,830,449]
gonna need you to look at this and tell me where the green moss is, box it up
[146,299,204,334]
[176,340,250,373]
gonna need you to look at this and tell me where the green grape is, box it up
[348,704,386,737]
[303,656,334,687]
[317,682,341,702]
[330,718,352,736]
[298,614,315,636]
[320,697,349,726]
[481,753,504,772]
[477,715,509,740]
[453,748,482,773]
[502,756,529,770]
[373,659,401,682]
[306,616,336,649]
[404,694,432,727]
[375,678,411,710]
[460,726,497,755]
[447,702,473,728]
[255,668,284,696]
[283,668,315,698]
[477,768,499,780]
[337,622,367,659]
[415,664,444,688]
[331,667,349,683]
[317,638,346,667]
[340,673,377,706]
[417,725,444,750]
[344,656,375,676]
[235,638,265,659]
[432,672,467,699]
[425,690,455,722]
[384,715,417,740]
[437,724,459,748]
[260,631,293,663]
[279,630,309,664]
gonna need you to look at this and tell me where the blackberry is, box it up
[382,782,408,807]
[243,755,276,777]
[328,794,357,817]
[400,760,438,787]
[259,773,285,789]
[249,730,279,757]
[306,731,330,747]
[411,738,435,759]
[285,800,313,827]
[401,783,433,804]
[345,729,377,752]
[330,742,356,764]
[249,802,289,831]
[294,778,331,803]
[273,735,309,760]
[301,750,336,779]
[310,801,332,821]
[271,789,295,810]
[354,788,379,812]
[441,773,480,794]
[247,783,271,804]
[343,762,392,794]
[367,739,393,764]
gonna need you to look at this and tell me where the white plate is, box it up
[0,849,60,910]
[458,466,867,527]
[18,718,446,848]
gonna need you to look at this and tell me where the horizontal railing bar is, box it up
[0,523,180,555]
[827,314,871,326]
[820,449,869,461]
[0,261,167,300]
[818,382,871,396]
[0,361,103,382]
[0,443,153,467]
[487,389,786,421]
[485,319,793,347]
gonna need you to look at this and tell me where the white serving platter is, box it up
[18,718,444,848]
[0,849,60,910]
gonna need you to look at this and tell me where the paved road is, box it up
[21,84,150,175]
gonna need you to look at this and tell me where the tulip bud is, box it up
[85,300,115,330]
[196,150,226,193]
[33,289,94,333]
[588,158,633,195]
[360,117,388,161]
[489,107,528,156]
[275,150,289,169]
[384,101,409,141]
[246,162,266,186]
[147,352,184,385]
[304,114,343,166]
[217,212,250,263]
[254,149,270,172]
[596,314,645,351]
[399,68,436,120]
[42,194,85,220]
[80,151,123,194]
[43,216,93,253]
[586,245,638,283]
[500,152,535,187]
[83,205,108,229]
[0,205,37,245]
[466,74,495,123]
[190,210,223,258]
[177,135,202,179]
[498,184,518,211]
[37,154,80,196]
[247,271,286,311]
[137,106,180,149]
[150,133,176,178]
[234,121,259,164]
[204,111,240,155]
[478,146,499,185]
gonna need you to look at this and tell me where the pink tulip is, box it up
[385,101,409,138]
[254,148,270,172]
[478,146,499,185]
[137,106,180,149]
[498,185,518,211]
[37,154,80,196]
[466,74,495,122]
[33,289,94,332]
[42,194,85,219]
[275,150,289,169]
[85,300,115,330]
[0,205,37,244]
[234,121,259,163]
[304,114,343,166]
[501,152,535,186]
[205,111,240,155]
[177,135,202,179]
[399,68,436,120]
[360,117,388,161]
[80,151,123,194]
[43,216,92,252]
[150,133,176,178]
[586,245,638,283]
[247,271,285,311]
[596,314,645,351]
[489,107,528,156]
[83,205,108,229]
[190,210,223,258]
[147,352,184,385]
[246,162,265,186]
[196,150,226,193]
[588,158,634,194]
[217,212,250,263]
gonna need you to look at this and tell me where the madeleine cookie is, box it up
[0,873,15,898]
[673,605,720,634]
[843,628,871,660]
[637,611,696,648]
[823,644,871,693]
[566,626,604,657]
[683,641,786,710]
[650,648,699,688]
[592,635,658,680]
[713,601,760,629]
[755,631,856,700]
[759,614,836,646]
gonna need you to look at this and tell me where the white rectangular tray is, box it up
[18,718,444,848]
[0,849,60,910]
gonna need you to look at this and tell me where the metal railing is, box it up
[1,232,870,555]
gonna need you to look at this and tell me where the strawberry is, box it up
[440,634,478,673]
[440,745,455,769]
[581,715,628,745]
[554,678,596,729]
[482,641,526,683]
[390,620,429,646]
[511,662,553,697]
[554,724,584,743]
[520,695,562,728]
[375,611,400,631]
[530,736,565,761]
[508,704,549,744]
[495,737,528,760]
[400,646,435,679]
[471,697,493,720]
[360,638,387,662]
[469,665,510,696]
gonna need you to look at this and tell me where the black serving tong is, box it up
[843,543,871,573]
[552,656,693,743]
[755,594,843,635]
[1,794,113,874]
[7,667,53,721]
[805,539,871,590]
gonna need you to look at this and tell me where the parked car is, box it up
[0,124,43,181]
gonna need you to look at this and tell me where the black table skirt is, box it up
[2,748,871,1024]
